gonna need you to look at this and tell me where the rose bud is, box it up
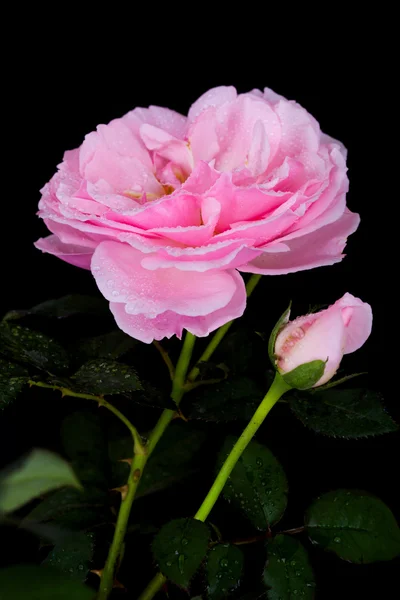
[272,293,372,389]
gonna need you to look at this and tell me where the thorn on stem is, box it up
[111,485,129,500]
[173,408,188,422]
[118,458,132,466]
[90,569,104,578]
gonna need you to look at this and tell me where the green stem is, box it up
[98,453,147,599]
[153,341,175,381]
[28,381,145,454]
[138,372,290,600]
[187,274,261,382]
[194,372,290,521]
[98,331,197,599]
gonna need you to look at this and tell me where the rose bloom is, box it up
[274,293,372,387]
[36,86,359,343]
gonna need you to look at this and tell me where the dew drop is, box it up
[181,538,188,546]
[334,537,341,543]
[220,558,229,568]
[178,554,185,574]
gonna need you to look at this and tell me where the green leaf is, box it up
[61,411,109,488]
[206,543,244,599]
[0,565,95,599]
[42,531,95,581]
[289,388,398,438]
[268,303,291,365]
[152,517,210,589]
[22,486,110,531]
[263,535,315,599]
[282,360,326,390]
[3,294,108,320]
[0,322,69,373]
[0,449,81,514]
[75,330,137,361]
[218,437,288,531]
[305,489,400,563]
[184,377,264,422]
[71,359,142,395]
[0,358,29,410]
[217,328,269,376]
[127,380,177,410]
[109,422,206,496]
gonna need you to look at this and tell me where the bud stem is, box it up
[138,371,291,600]
[194,371,290,521]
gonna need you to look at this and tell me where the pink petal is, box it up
[182,161,220,195]
[247,120,270,176]
[35,235,93,269]
[188,86,237,121]
[240,209,360,274]
[204,173,292,234]
[266,98,320,170]
[116,191,201,229]
[141,241,261,272]
[109,269,246,343]
[140,124,193,175]
[91,241,240,318]
[127,105,187,139]
[335,293,373,354]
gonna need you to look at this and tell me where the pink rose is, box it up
[274,293,372,387]
[35,86,359,343]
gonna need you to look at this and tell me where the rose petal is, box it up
[336,293,373,354]
[35,235,93,269]
[109,269,246,343]
[91,241,239,318]
[240,209,359,274]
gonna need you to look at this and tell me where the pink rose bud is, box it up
[273,293,372,389]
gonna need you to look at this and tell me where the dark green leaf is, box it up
[268,304,291,365]
[0,358,29,410]
[124,380,177,410]
[61,411,109,488]
[218,437,288,531]
[42,531,95,581]
[217,328,269,376]
[263,535,315,599]
[289,388,398,438]
[71,359,142,395]
[109,422,206,496]
[282,360,326,390]
[138,423,206,498]
[184,377,264,423]
[75,330,137,361]
[3,294,108,320]
[153,517,210,589]
[305,489,400,563]
[0,322,69,373]
[206,543,244,599]
[22,486,110,531]
[0,449,81,514]
[0,565,95,599]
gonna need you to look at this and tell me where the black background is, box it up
[2,16,396,600]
